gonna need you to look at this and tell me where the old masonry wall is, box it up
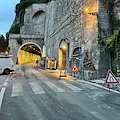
[44,0,110,79]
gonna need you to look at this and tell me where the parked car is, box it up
[0,54,14,75]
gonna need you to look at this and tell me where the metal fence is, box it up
[59,54,84,79]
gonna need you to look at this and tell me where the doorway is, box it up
[59,39,69,70]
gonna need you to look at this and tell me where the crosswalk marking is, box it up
[59,81,82,92]
[29,82,45,94]
[11,83,23,97]
[0,81,8,109]
[10,80,83,97]
[44,81,65,92]
[31,69,48,81]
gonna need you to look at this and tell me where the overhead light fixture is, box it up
[84,7,98,17]
[84,8,89,13]
[62,45,66,49]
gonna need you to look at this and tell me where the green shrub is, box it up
[9,24,20,34]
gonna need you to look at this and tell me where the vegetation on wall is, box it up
[9,0,52,34]
[99,0,120,75]
[9,24,20,34]
[17,37,23,45]
[0,33,9,52]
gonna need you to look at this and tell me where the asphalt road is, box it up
[0,65,120,120]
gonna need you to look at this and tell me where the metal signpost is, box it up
[59,46,85,79]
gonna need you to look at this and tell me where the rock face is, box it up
[9,0,120,79]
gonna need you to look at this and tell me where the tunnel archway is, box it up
[17,42,42,65]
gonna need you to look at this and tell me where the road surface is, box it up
[0,65,120,120]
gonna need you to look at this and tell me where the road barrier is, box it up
[59,55,84,79]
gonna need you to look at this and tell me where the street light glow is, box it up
[84,7,89,13]
[63,45,66,49]
[5,51,8,54]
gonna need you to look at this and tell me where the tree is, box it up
[0,34,9,52]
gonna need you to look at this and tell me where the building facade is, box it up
[9,0,119,79]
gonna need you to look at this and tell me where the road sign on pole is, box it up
[71,64,80,72]
[81,46,84,54]
[105,70,119,84]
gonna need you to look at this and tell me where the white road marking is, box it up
[77,80,120,94]
[29,82,45,94]
[3,81,8,87]
[5,76,9,82]
[11,83,23,97]
[31,69,48,81]
[44,81,65,92]
[0,81,8,109]
[60,81,82,92]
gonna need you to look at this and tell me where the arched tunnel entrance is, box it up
[17,42,41,66]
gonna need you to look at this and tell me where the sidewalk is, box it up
[41,68,120,92]
[88,77,120,92]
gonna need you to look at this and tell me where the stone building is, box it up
[9,0,120,80]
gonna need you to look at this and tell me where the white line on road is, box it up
[60,81,82,92]
[77,80,120,94]
[0,79,9,109]
[31,69,48,81]
[29,82,46,94]
[11,83,23,97]
[44,81,65,92]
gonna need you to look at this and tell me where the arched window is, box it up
[32,10,45,19]
[73,47,81,56]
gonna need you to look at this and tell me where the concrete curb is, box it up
[77,79,120,94]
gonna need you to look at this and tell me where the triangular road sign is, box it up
[71,64,80,72]
[105,70,119,84]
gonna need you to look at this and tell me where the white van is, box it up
[0,55,14,75]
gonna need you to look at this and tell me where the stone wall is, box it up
[20,4,47,35]
[114,0,120,20]
[18,50,40,64]
[45,0,102,78]
[9,0,112,79]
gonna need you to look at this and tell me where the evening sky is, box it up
[0,0,19,36]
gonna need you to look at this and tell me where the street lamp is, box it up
[62,45,66,49]
[84,7,98,17]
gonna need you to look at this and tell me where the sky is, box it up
[0,0,20,37]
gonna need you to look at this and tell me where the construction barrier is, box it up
[59,55,84,79]
[40,57,57,70]
[46,57,57,70]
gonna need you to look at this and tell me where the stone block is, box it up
[84,70,97,80]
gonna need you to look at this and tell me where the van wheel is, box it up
[3,69,10,75]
